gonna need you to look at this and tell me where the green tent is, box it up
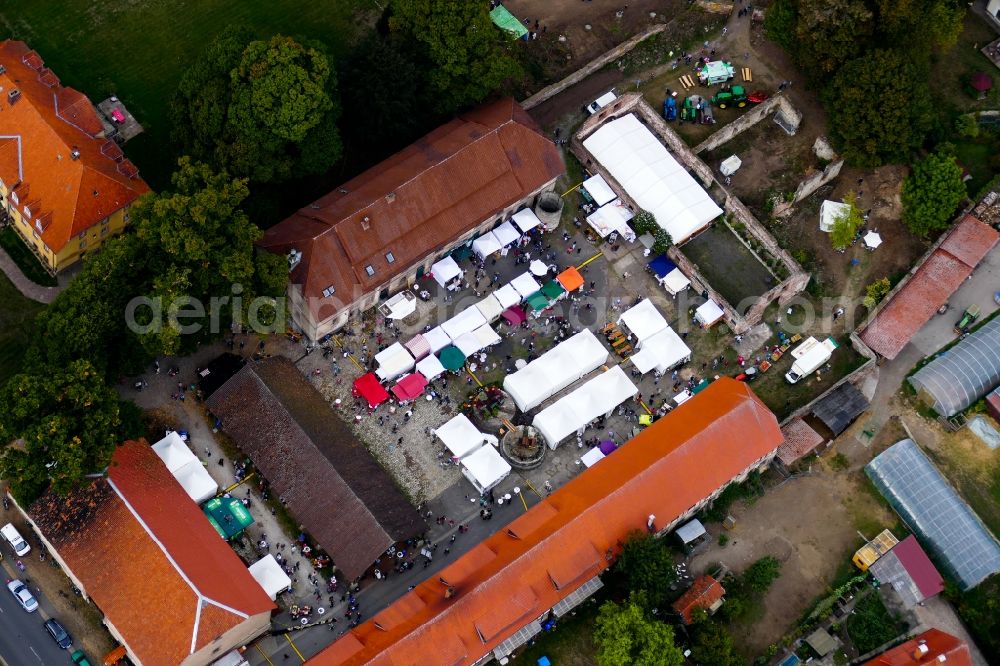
[490,5,528,39]
[525,292,549,312]
[540,280,565,301]
[450,244,473,262]
[203,496,254,540]
[439,345,466,372]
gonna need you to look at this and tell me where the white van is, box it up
[785,337,838,384]
[1,523,31,557]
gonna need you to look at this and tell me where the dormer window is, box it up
[385,251,395,264]
[10,192,18,205]
[23,206,31,219]
[365,265,375,277]
[321,285,336,298]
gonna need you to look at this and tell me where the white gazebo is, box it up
[618,298,668,346]
[628,326,691,374]
[436,413,487,460]
[431,255,462,287]
[511,208,542,233]
[582,174,617,206]
[248,554,292,600]
[493,283,521,309]
[472,232,503,259]
[695,300,725,328]
[423,326,451,353]
[416,354,446,381]
[863,231,883,249]
[662,268,691,296]
[460,445,511,493]
[493,221,521,247]
[510,272,542,299]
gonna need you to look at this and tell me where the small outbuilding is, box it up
[672,575,725,624]
[869,535,944,609]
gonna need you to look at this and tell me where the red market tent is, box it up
[353,373,389,409]
[502,306,527,326]
[392,373,428,402]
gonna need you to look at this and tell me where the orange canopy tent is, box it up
[557,267,585,292]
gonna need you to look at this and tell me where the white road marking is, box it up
[29,646,41,661]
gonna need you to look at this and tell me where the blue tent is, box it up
[648,255,676,279]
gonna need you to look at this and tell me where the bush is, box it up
[955,113,979,138]
[846,593,906,654]
[651,228,673,255]
[632,210,658,235]
[862,277,891,309]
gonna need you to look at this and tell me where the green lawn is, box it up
[0,227,58,287]
[0,0,370,190]
[0,272,45,383]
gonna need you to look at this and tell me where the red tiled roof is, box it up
[260,98,564,319]
[861,215,999,359]
[887,535,944,600]
[776,418,825,466]
[0,40,150,254]
[672,575,725,624]
[29,441,274,666]
[863,628,972,666]
[308,378,783,665]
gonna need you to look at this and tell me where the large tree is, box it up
[594,594,685,666]
[612,531,678,609]
[132,157,287,355]
[829,193,864,250]
[171,29,341,183]
[388,0,522,113]
[0,360,122,502]
[901,150,967,236]
[824,49,933,166]
[689,611,745,666]
[792,0,873,77]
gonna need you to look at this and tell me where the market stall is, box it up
[582,174,617,206]
[353,372,389,409]
[540,280,565,304]
[695,300,726,328]
[424,326,451,353]
[392,373,428,402]
[378,291,417,320]
[431,255,462,287]
[454,324,501,357]
[248,554,293,600]
[502,306,527,326]
[493,283,521,309]
[557,267,585,293]
[441,306,488,340]
[460,444,512,494]
[439,345,467,372]
[374,342,415,381]
[511,208,542,233]
[533,366,639,448]
[472,231,503,259]
[475,294,505,323]
[151,431,219,504]
[510,271,542,299]
[618,298,668,346]
[586,199,636,240]
[628,326,691,375]
[416,354,446,381]
[493,221,521,247]
[662,268,691,296]
[404,334,431,361]
[435,413,487,459]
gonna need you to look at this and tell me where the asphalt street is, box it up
[0,557,76,666]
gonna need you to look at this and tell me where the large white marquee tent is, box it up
[533,366,638,448]
[460,444,511,494]
[151,431,219,504]
[628,326,691,374]
[435,413,487,459]
[617,298,668,346]
[583,113,722,244]
[504,329,609,412]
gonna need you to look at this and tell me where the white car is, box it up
[7,578,38,612]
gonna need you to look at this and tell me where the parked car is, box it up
[1,523,31,556]
[6,578,38,612]
[71,650,93,666]
[43,618,73,649]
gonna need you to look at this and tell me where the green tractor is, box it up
[710,85,749,109]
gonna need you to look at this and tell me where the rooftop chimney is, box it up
[936,656,947,663]
[70,147,81,160]
[361,215,371,231]
[8,89,21,104]
[385,192,396,203]
[287,249,302,271]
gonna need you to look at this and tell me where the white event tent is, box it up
[628,326,691,374]
[441,306,487,340]
[475,295,505,323]
[435,413,486,459]
[424,326,451,353]
[511,208,542,233]
[617,298,668,346]
[472,232,503,259]
[493,221,521,247]
[248,554,292,600]
[431,255,462,287]
[583,113,723,244]
[151,431,219,504]
[662,268,692,296]
[494,283,521,309]
[586,199,635,239]
[454,324,502,357]
[461,445,511,494]
[695,300,726,327]
[510,272,542,299]
[582,174,617,206]
[819,200,850,233]
[416,354,446,381]
[533,366,639,448]
[375,342,415,381]
[504,329,609,412]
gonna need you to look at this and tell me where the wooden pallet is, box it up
[741,67,753,82]
[679,74,695,90]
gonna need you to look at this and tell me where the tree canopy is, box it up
[171,29,341,183]
[901,151,967,236]
[689,611,745,666]
[829,193,864,250]
[0,360,122,502]
[612,531,678,609]
[824,50,933,166]
[388,0,522,113]
[594,594,685,666]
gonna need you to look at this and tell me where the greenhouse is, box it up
[866,439,1000,590]
[908,317,1000,416]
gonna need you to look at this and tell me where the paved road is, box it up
[0,560,76,666]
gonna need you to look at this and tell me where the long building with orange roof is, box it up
[309,377,783,665]
[0,40,149,273]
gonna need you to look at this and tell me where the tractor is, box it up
[710,85,749,109]
[663,91,678,121]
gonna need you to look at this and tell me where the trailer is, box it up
[785,337,838,384]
